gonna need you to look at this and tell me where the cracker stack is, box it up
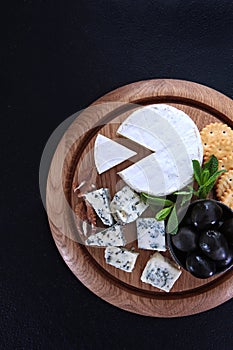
[200,122,233,209]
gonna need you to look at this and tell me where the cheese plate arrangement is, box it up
[46,79,233,317]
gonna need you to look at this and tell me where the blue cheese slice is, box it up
[110,185,148,224]
[104,246,139,272]
[84,188,113,226]
[136,218,166,251]
[94,134,136,174]
[141,252,182,292]
[85,223,126,246]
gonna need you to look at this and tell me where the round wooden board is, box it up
[46,79,233,317]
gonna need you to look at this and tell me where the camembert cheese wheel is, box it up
[117,104,203,196]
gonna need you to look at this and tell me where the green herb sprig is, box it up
[192,155,226,199]
[141,155,226,235]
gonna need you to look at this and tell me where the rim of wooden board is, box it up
[46,79,233,317]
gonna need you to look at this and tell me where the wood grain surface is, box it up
[46,79,233,317]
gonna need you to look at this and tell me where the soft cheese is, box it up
[110,185,148,224]
[85,223,126,246]
[141,252,182,292]
[149,104,203,161]
[117,104,203,162]
[117,104,203,196]
[84,188,113,226]
[94,134,136,174]
[118,151,191,196]
[136,218,166,251]
[104,246,139,272]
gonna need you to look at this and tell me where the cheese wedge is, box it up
[94,134,136,174]
[110,185,148,224]
[136,218,166,251]
[104,246,139,272]
[84,188,113,226]
[85,223,126,246]
[141,252,182,292]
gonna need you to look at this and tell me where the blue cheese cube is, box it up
[110,186,148,224]
[84,188,114,226]
[136,218,166,251]
[85,224,126,247]
[104,247,139,272]
[141,252,182,292]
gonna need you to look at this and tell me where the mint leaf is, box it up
[198,177,221,199]
[203,169,226,187]
[140,193,174,207]
[192,155,226,199]
[166,205,179,235]
[197,185,209,199]
[203,155,218,176]
[201,169,210,184]
[204,178,219,194]
[155,206,173,221]
[197,170,225,198]
[180,191,193,206]
[174,188,194,206]
[192,160,202,186]
[174,190,193,195]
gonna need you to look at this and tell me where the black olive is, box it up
[186,252,216,278]
[199,230,229,261]
[191,200,223,230]
[219,218,233,245]
[180,213,193,227]
[177,206,192,227]
[171,226,199,252]
[216,248,233,269]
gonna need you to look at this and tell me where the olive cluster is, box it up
[170,200,233,279]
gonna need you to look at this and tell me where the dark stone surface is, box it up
[1,1,233,349]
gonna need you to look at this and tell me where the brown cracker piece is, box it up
[203,139,233,162]
[220,189,233,210]
[218,156,233,171]
[200,122,233,157]
[216,169,233,199]
[200,122,233,141]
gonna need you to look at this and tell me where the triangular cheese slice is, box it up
[85,223,126,247]
[94,134,136,174]
[84,188,113,226]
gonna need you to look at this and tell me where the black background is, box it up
[2,1,233,349]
